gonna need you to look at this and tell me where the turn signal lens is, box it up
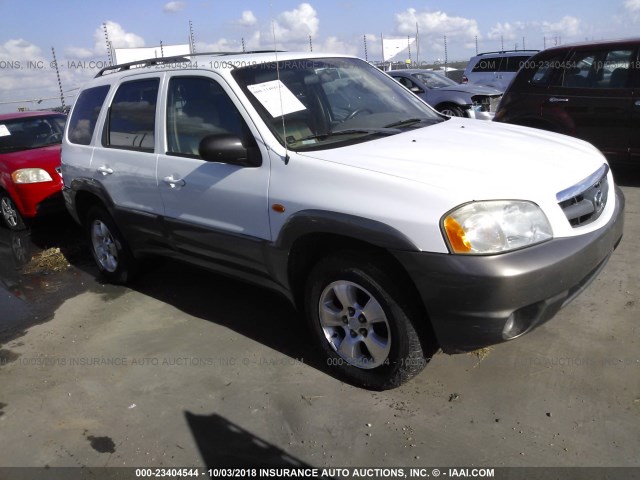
[444,216,472,253]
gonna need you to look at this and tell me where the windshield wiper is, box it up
[383,118,437,128]
[296,128,401,143]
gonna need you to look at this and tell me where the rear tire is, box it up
[0,193,27,231]
[305,251,428,390]
[86,206,137,284]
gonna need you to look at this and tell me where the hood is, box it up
[299,118,606,201]
[0,144,61,172]
[437,84,503,96]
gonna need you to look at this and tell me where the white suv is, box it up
[62,52,624,390]
[463,50,538,90]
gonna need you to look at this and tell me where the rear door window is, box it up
[560,49,634,89]
[106,79,159,151]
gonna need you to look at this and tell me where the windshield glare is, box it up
[0,115,66,153]
[233,57,443,150]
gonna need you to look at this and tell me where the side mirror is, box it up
[199,134,261,167]
[410,86,425,94]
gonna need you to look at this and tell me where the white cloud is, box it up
[316,36,357,55]
[395,8,480,41]
[236,10,257,27]
[488,22,526,41]
[271,3,319,45]
[0,38,42,61]
[392,8,481,59]
[0,39,77,111]
[98,21,145,50]
[542,16,581,36]
[625,0,640,11]
[163,1,185,13]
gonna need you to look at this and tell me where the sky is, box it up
[1,0,639,112]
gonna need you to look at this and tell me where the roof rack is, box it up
[476,50,539,56]
[95,50,284,77]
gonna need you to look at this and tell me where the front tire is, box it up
[86,206,137,284]
[305,251,428,390]
[437,104,465,117]
[1,193,26,231]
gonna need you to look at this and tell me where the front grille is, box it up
[557,164,609,228]
[471,95,502,113]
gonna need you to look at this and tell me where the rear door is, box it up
[543,45,635,162]
[156,73,272,274]
[92,73,165,243]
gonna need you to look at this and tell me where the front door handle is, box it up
[549,97,569,103]
[162,176,186,188]
[97,166,113,175]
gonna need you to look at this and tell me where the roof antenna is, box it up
[270,3,290,165]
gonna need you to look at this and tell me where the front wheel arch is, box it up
[436,103,466,117]
[304,249,437,389]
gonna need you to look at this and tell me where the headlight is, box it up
[442,201,553,255]
[11,168,53,184]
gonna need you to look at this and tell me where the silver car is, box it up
[388,69,503,120]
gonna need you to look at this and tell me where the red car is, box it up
[0,111,66,230]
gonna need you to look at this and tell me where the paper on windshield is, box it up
[0,125,11,137]
[247,80,306,118]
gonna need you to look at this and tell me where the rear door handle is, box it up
[97,166,113,175]
[162,175,186,188]
[549,97,569,103]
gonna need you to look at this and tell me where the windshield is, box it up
[413,72,459,88]
[232,57,443,151]
[0,115,66,153]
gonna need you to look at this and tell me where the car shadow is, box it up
[185,411,331,471]
[22,213,332,378]
[130,257,328,373]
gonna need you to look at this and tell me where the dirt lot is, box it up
[0,173,638,471]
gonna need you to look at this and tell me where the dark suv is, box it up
[494,38,640,164]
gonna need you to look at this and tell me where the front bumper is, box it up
[11,180,64,218]
[393,187,625,353]
[467,108,495,121]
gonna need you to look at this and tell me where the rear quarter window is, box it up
[500,56,531,72]
[67,85,110,145]
[471,57,501,73]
